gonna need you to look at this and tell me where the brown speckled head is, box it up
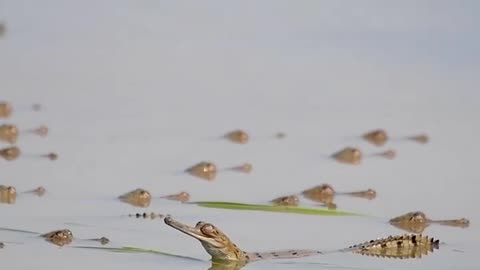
[0,102,12,118]
[41,229,74,247]
[0,185,16,204]
[390,211,429,224]
[118,188,152,207]
[0,146,20,161]
[389,211,429,233]
[271,195,299,206]
[165,216,248,261]
[363,129,388,146]
[331,147,362,165]
[0,124,18,144]
[186,161,217,181]
[302,184,335,203]
[224,130,249,144]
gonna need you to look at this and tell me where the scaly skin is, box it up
[41,229,74,247]
[164,216,439,263]
[389,211,470,233]
[344,234,440,259]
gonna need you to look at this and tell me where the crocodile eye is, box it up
[196,221,205,227]
[201,224,216,235]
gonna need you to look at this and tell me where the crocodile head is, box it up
[41,229,74,246]
[164,216,248,262]
[302,184,335,203]
[389,211,429,233]
[0,185,16,204]
[118,188,151,207]
[390,211,429,224]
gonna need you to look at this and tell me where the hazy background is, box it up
[0,1,479,269]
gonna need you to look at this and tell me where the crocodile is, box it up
[164,216,440,264]
[0,124,49,144]
[224,130,249,144]
[118,188,152,207]
[186,161,217,181]
[0,227,109,247]
[301,184,375,206]
[331,147,362,164]
[0,146,20,161]
[362,129,429,145]
[0,185,16,204]
[0,124,18,144]
[363,129,388,146]
[389,211,470,233]
[0,185,46,204]
[0,101,12,118]
[41,229,109,246]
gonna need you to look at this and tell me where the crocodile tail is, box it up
[343,234,440,259]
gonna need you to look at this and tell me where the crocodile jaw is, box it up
[164,216,224,248]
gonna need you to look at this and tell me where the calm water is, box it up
[1,1,479,269]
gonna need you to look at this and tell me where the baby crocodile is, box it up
[224,130,249,144]
[186,161,217,181]
[41,229,74,247]
[301,184,375,207]
[0,185,16,204]
[118,188,152,207]
[389,211,470,233]
[164,216,440,263]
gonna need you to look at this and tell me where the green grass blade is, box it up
[190,201,363,216]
